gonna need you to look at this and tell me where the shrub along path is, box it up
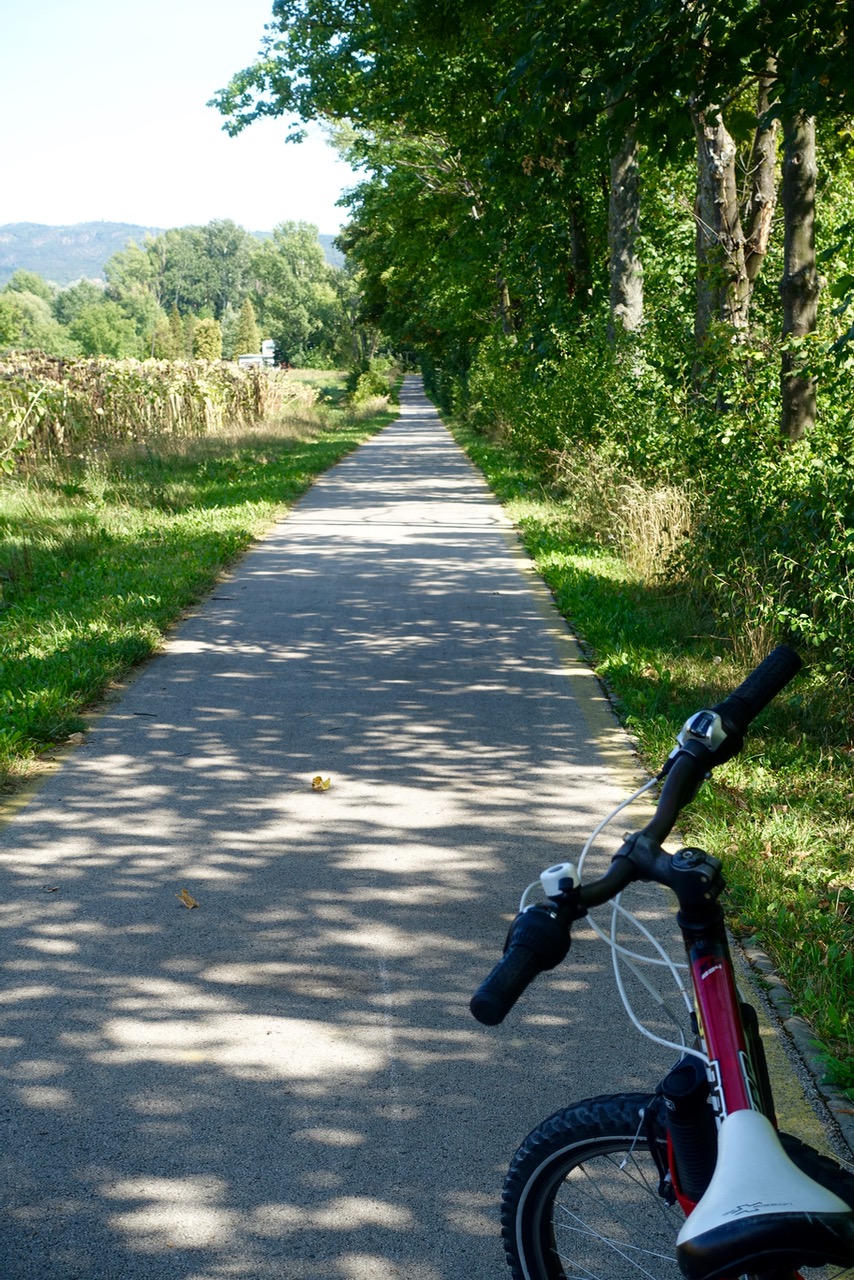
[0,377,844,1279]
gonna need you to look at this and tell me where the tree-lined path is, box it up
[0,380,779,1277]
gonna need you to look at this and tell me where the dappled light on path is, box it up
[0,379,672,1278]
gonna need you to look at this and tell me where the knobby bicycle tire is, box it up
[499,1092,854,1280]
[501,1092,681,1280]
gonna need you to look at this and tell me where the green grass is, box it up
[0,376,396,786]
[283,367,349,403]
[449,417,854,1100]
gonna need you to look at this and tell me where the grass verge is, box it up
[448,416,854,1101]
[0,371,395,789]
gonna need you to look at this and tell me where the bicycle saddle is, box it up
[676,1109,854,1280]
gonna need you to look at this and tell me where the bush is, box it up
[346,358,396,404]
[450,311,853,680]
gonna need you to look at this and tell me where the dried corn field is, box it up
[0,356,319,469]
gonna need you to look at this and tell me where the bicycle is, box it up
[470,645,854,1280]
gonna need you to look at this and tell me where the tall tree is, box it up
[250,222,346,363]
[1,288,78,357]
[213,0,851,419]
[106,222,255,320]
[202,220,255,319]
[69,301,139,358]
[168,305,185,359]
[211,1,536,354]
[743,60,780,298]
[691,101,747,345]
[54,280,106,326]
[234,297,261,356]
[193,317,224,361]
[4,270,56,304]
[0,295,23,350]
[608,125,643,337]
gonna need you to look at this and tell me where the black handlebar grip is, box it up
[470,905,571,1026]
[470,943,551,1026]
[714,644,802,735]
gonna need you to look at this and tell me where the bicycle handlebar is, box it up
[470,903,573,1026]
[643,644,802,845]
[712,644,802,736]
[470,646,803,1026]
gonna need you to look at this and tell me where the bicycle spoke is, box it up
[547,1145,679,1279]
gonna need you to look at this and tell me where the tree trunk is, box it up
[497,275,517,342]
[780,112,819,440]
[692,103,749,347]
[743,61,779,295]
[608,126,643,339]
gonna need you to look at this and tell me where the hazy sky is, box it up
[0,0,359,233]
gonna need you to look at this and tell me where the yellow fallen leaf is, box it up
[311,775,331,791]
[176,888,199,909]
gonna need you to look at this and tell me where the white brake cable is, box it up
[519,776,662,914]
[594,781,707,1059]
[546,774,708,1061]
[609,891,708,1061]
[576,776,659,878]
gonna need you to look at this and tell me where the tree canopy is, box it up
[211,0,854,673]
[0,219,348,365]
[214,0,853,429]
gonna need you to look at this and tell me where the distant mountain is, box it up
[319,234,345,269]
[0,221,344,287]
[0,222,164,286]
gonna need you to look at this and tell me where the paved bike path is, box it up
[0,378,823,1279]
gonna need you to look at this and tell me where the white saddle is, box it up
[676,1109,854,1280]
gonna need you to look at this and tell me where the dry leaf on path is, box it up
[311,775,331,791]
[176,888,199,909]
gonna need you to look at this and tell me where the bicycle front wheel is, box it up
[501,1092,682,1280]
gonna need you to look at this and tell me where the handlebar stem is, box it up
[601,832,726,918]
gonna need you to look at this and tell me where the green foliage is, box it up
[346,357,394,404]
[97,220,349,364]
[4,269,56,304]
[456,296,854,676]
[0,295,23,349]
[2,219,352,397]
[234,296,260,356]
[183,314,198,361]
[69,301,140,358]
[192,317,223,361]
[106,221,255,320]
[168,305,185,358]
[53,280,105,326]
[2,289,80,358]
[250,221,347,364]
[350,369,389,402]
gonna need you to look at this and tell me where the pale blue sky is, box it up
[0,0,358,233]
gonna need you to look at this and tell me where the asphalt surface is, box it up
[0,378,825,1278]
